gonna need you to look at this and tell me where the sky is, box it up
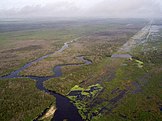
[0,0,162,18]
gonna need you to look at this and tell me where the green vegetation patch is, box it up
[135,59,144,68]
[67,84,103,120]
[69,85,84,91]
[68,84,103,99]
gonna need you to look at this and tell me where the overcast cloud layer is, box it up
[0,0,162,18]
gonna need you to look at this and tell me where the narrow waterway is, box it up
[0,37,92,121]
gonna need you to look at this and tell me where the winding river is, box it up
[0,38,92,121]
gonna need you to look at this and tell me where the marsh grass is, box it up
[0,19,147,121]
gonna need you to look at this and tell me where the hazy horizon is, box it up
[0,0,162,19]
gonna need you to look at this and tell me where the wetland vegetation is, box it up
[0,18,162,121]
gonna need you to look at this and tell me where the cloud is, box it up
[0,0,161,18]
[0,1,81,18]
[88,0,162,18]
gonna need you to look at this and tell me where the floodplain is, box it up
[0,18,162,121]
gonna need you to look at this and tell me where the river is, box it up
[0,37,92,121]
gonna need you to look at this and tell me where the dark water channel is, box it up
[0,39,92,121]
